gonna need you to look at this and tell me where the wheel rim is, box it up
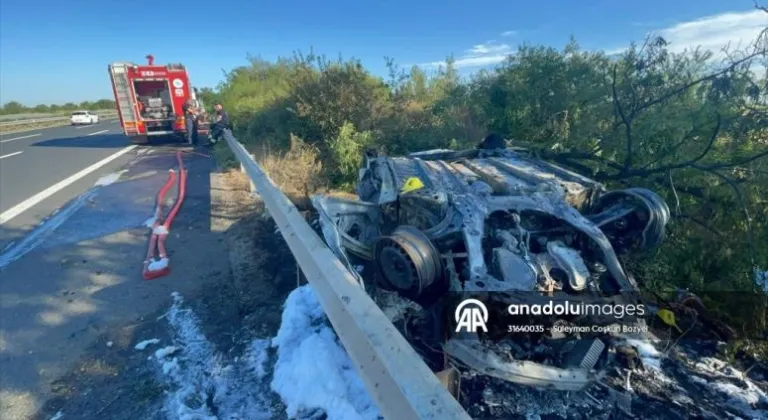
[372,226,442,298]
[377,243,418,290]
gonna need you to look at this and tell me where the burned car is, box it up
[311,145,670,391]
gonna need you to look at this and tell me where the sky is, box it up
[1,0,766,106]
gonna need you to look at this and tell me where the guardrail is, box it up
[222,129,472,420]
[0,111,119,127]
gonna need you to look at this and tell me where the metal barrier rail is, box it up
[222,129,472,420]
[0,111,118,127]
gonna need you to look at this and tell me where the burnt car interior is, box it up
[311,142,671,391]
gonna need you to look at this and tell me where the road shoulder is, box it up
[29,170,297,420]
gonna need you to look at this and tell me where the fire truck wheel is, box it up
[131,135,149,145]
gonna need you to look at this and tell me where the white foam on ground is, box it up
[154,346,178,359]
[135,338,161,351]
[245,338,271,379]
[689,357,768,418]
[147,287,380,419]
[624,338,663,371]
[94,170,126,187]
[147,258,169,271]
[270,285,380,420]
[152,292,273,420]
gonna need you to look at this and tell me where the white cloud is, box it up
[467,42,512,55]
[419,10,767,71]
[661,10,766,54]
[607,10,768,57]
[421,41,515,69]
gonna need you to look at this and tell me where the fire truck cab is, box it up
[108,55,209,144]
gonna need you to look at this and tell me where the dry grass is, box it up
[222,169,253,191]
[0,120,74,135]
[221,134,354,209]
[257,134,325,209]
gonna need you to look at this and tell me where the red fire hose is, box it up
[143,151,187,280]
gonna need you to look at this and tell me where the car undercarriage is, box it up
[311,145,671,391]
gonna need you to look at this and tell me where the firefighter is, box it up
[182,99,199,145]
[137,99,146,118]
[208,102,231,145]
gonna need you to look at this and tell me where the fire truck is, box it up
[108,55,209,144]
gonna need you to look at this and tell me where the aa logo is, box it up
[454,298,488,333]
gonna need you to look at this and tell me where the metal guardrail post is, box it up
[222,129,471,420]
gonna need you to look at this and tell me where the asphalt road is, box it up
[0,122,231,420]
[0,121,135,249]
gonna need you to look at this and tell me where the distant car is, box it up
[70,111,99,125]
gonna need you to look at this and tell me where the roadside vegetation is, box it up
[206,9,768,344]
[0,99,116,119]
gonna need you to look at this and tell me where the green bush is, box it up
[330,122,374,185]
[212,24,768,322]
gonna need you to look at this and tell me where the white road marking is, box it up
[75,124,98,129]
[0,190,96,268]
[0,151,23,160]
[87,129,109,136]
[0,134,40,144]
[0,145,138,225]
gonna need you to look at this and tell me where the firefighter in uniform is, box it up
[182,99,198,145]
[208,102,231,145]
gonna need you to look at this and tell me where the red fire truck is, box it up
[108,55,209,144]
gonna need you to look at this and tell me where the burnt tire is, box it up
[372,225,442,300]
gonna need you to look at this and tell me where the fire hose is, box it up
[142,151,188,280]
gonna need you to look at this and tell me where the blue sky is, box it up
[1,0,766,106]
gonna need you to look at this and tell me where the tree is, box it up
[0,99,116,115]
[1,101,25,115]
[210,8,768,312]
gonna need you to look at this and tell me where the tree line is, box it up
[208,9,768,336]
[0,99,117,115]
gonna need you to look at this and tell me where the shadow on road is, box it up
[0,146,236,419]
[29,130,203,149]
[31,133,132,149]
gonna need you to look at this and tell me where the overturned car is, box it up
[311,144,670,391]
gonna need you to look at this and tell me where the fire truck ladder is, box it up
[109,63,140,136]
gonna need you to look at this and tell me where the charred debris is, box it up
[310,141,674,391]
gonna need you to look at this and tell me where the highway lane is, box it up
[0,120,119,154]
[0,131,227,419]
[0,120,138,248]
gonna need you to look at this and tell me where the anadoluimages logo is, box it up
[454,298,489,333]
